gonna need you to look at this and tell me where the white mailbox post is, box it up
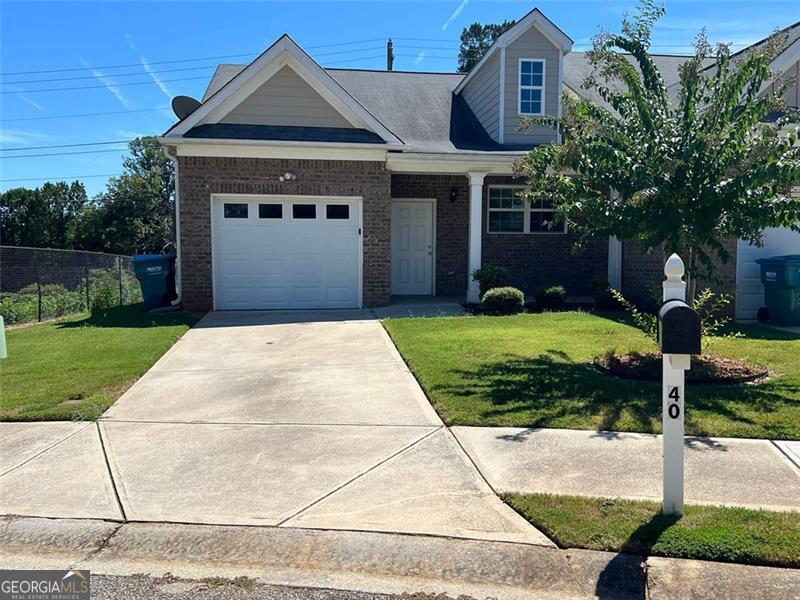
[659,254,701,516]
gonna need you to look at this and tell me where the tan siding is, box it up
[461,51,501,141]
[220,65,353,128]
[503,27,560,145]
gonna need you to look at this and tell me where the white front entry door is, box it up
[391,200,434,295]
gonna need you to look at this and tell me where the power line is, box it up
[1,107,170,123]
[0,173,119,183]
[0,38,387,78]
[1,75,210,95]
[4,64,220,85]
[0,53,258,77]
[4,46,384,93]
[1,139,132,151]
[1,148,130,159]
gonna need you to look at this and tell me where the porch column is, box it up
[467,172,487,303]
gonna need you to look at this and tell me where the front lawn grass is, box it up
[0,305,199,421]
[504,493,800,568]
[383,311,800,439]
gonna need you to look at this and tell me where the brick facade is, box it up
[481,176,609,298]
[177,161,610,311]
[390,174,470,296]
[178,156,391,311]
[621,239,738,313]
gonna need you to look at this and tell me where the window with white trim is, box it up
[487,186,565,234]
[519,59,545,116]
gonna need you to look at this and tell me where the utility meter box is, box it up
[658,300,701,355]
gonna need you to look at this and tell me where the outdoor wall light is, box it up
[449,187,459,203]
[279,172,297,182]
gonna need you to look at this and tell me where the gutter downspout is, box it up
[163,145,182,306]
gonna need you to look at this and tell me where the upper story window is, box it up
[518,59,545,116]
[487,186,565,234]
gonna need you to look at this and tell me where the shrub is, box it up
[536,285,567,310]
[92,284,118,313]
[472,265,509,298]
[592,277,619,310]
[481,286,524,315]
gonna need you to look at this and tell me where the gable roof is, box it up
[453,8,573,95]
[164,34,402,145]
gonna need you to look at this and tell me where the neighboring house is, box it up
[159,8,800,317]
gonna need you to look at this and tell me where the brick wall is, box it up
[390,174,470,297]
[621,239,738,313]
[178,156,391,311]
[481,176,609,298]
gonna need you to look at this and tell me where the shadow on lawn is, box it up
[441,350,798,434]
[57,304,200,329]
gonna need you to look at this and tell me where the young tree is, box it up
[458,20,515,72]
[516,0,800,301]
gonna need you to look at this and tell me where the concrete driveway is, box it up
[3,310,548,545]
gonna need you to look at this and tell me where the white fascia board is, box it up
[168,140,388,162]
[386,152,520,174]
[167,35,402,145]
[454,8,573,96]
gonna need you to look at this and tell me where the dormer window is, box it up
[518,59,545,116]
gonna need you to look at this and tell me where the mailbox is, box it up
[658,300,701,355]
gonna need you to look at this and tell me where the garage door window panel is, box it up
[326,204,350,220]
[224,203,249,219]
[293,204,317,219]
[259,203,283,219]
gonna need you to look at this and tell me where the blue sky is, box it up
[1,0,798,196]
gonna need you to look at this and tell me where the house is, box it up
[159,8,800,317]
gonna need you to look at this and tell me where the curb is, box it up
[2,516,799,599]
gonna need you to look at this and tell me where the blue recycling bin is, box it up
[132,254,177,309]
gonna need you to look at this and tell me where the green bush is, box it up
[0,285,86,325]
[472,265,509,298]
[481,286,524,315]
[92,284,118,313]
[536,285,567,310]
[0,295,38,325]
[592,277,619,310]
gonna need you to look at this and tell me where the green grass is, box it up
[504,493,800,568]
[0,305,199,421]
[383,311,800,439]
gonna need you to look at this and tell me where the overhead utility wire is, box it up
[0,38,387,77]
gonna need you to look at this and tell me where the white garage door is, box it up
[736,227,800,320]
[212,196,361,310]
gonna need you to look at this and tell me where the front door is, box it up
[391,200,434,295]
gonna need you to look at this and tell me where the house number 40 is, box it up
[668,386,681,419]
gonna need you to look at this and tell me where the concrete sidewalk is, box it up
[453,426,800,511]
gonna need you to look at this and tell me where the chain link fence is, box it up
[0,246,143,326]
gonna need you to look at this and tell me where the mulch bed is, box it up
[594,351,768,384]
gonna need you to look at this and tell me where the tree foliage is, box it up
[1,136,174,256]
[0,181,88,248]
[516,0,800,299]
[458,20,516,72]
[74,136,175,254]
